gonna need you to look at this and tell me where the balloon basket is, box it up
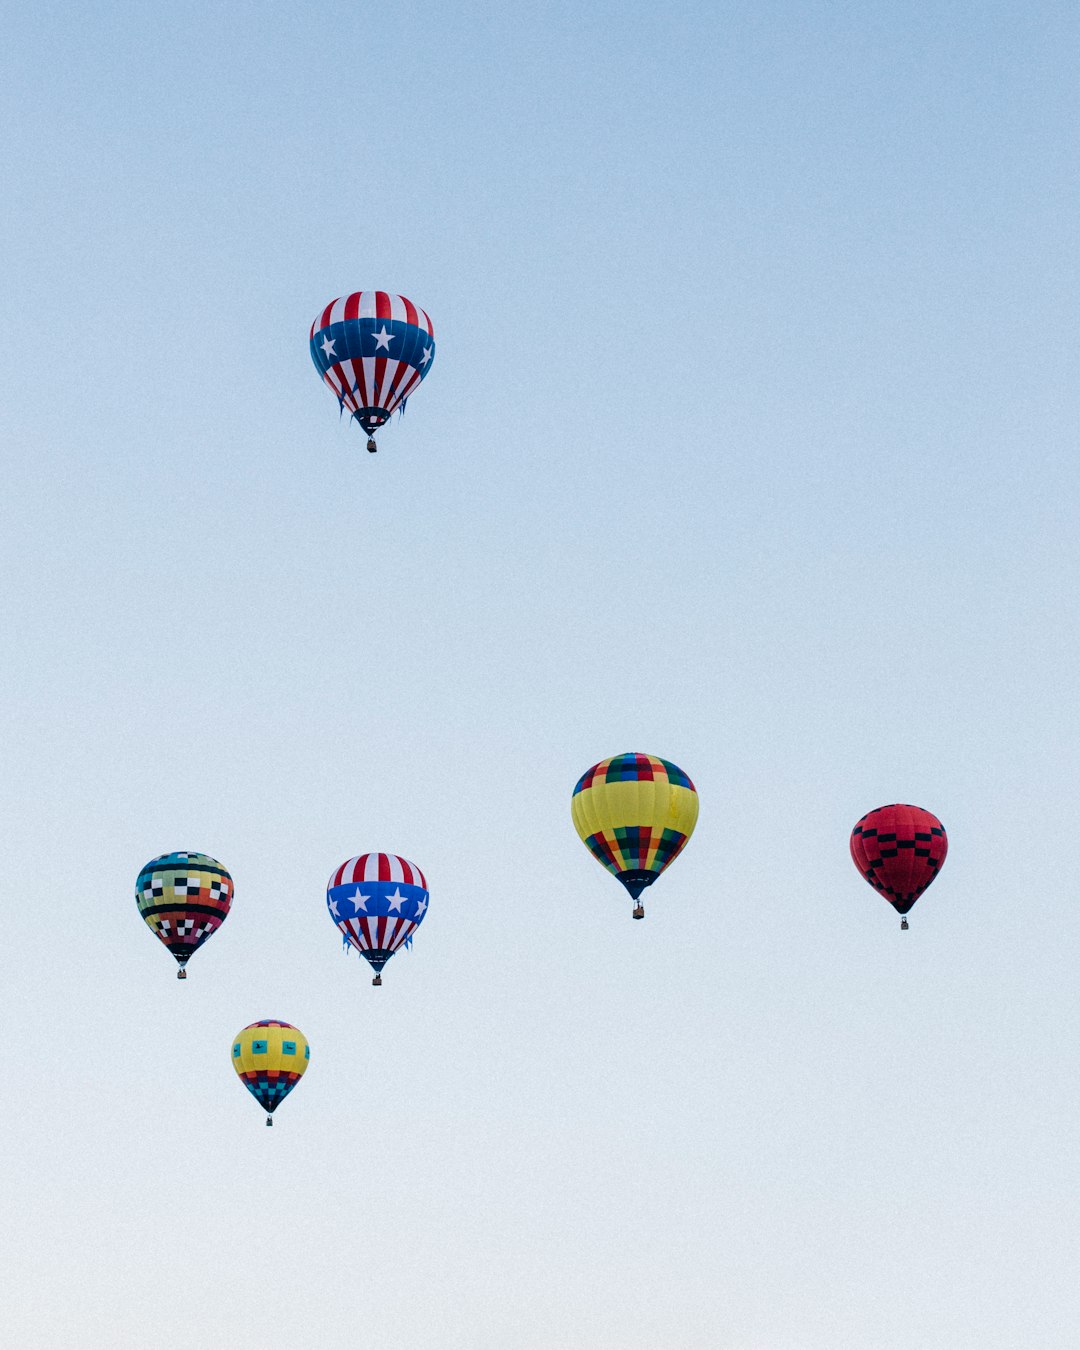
[366,438,377,453]
[632,904,645,920]
[372,973,383,986]
[900,918,909,930]
[266,1115,273,1127]
[177,968,187,980]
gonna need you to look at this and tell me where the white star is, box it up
[328,897,340,917]
[371,325,395,352]
[420,345,432,366]
[351,888,370,913]
[386,887,406,914]
[415,896,428,918]
[320,335,336,360]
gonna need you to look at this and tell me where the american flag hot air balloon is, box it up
[309,291,435,452]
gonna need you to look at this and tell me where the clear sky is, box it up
[2,3,1079,1347]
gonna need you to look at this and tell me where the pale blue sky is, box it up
[2,3,1079,1347]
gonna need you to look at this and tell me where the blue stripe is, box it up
[327,879,429,923]
[309,317,435,379]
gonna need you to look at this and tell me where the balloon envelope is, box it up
[309,291,435,437]
[850,803,948,915]
[231,1021,309,1121]
[327,853,430,978]
[572,753,699,903]
[136,851,232,975]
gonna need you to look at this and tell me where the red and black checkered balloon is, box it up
[850,804,948,916]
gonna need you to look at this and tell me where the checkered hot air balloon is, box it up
[309,291,435,452]
[571,754,699,919]
[850,803,948,929]
[327,853,430,986]
[231,1021,309,1126]
[135,852,233,979]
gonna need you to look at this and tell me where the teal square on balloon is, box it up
[252,1040,268,1054]
[282,1040,296,1055]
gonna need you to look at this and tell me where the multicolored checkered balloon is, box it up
[136,851,232,979]
[572,754,699,919]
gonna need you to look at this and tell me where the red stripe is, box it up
[319,300,336,330]
[381,360,410,412]
[344,293,360,321]
[374,355,387,405]
[402,296,418,327]
[401,859,415,886]
[376,291,392,319]
[378,854,391,882]
[337,364,359,414]
[395,918,416,950]
[323,366,344,399]
[354,358,370,409]
[393,365,424,406]
[420,308,434,337]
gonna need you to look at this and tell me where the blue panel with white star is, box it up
[326,879,430,923]
[309,318,435,379]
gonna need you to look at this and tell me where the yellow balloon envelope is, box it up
[231,1021,309,1126]
[572,753,698,917]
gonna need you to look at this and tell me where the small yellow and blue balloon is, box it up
[231,1022,309,1126]
[136,852,233,979]
[572,753,699,918]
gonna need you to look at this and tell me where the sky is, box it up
[2,2,1079,1346]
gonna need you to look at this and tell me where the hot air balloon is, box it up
[231,1021,309,1126]
[572,754,699,918]
[327,853,430,986]
[135,851,233,979]
[309,291,435,452]
[850,803,948,929]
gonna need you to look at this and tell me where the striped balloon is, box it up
[326,853,430,985]
[309,291,435,448]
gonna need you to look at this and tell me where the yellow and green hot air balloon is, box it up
[231,1021,310,1126]
[571,753,699,918]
